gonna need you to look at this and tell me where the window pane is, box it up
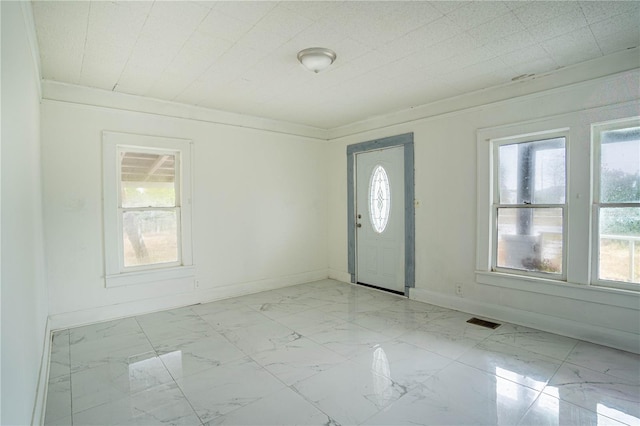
[498,138,565,204]
[121,152,176,208]
[600,126,640,203]
[369,165,391,233]
[599,207,640,284]
[496,207,563,274]
[123,210,178,267]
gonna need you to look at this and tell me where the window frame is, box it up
[103,131,194,288]
[490,129,569,281]
[476,101,640,298]
[591,117,640,292]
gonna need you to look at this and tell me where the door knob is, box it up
[356,223,362,228]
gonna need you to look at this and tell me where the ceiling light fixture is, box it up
[297,47,336,73]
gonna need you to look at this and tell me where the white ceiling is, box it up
[32,1,640,129]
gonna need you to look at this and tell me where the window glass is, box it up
[496,207,563,274]
[369,165,391,233]
[498,138,565,205]
[121,152,176,208]
[600,127,640,203]
[122,210,178,267]
[599,207,640,283]
[119,150,180,269]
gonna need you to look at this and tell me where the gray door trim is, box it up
[347,133,415,294]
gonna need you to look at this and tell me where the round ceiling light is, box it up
[297,47,337,73]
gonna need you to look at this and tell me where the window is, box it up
[369,165,391,233]
[492,134,567,279]
[120,149,180,269]
[477,103,640,296]
[103,132,194,287]
[593,118,640,291]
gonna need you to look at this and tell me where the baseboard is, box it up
[198,269,330,304]
[410,288,640,354]
[31,317,51,426]
[49,269,329,331]
[328,269,351,284]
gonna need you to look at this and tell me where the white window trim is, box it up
[476,100,640,296]
[490,129,569,281]
[591,116,640,292]
[103,131,194,288]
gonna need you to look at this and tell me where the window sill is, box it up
[105,265,195,288]
[475,270,639,310]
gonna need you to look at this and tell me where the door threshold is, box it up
[356,281,405,296]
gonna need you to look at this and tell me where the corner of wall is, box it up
[30,318,51,426]
[19,1,42,101]
[1,2,49,423]
[328,269,351,284]
[0,4,3,423]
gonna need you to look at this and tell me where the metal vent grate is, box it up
[466,317,501,329]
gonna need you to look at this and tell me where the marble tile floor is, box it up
[44,279,640,425]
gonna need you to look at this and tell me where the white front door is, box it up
[356,145,405,293]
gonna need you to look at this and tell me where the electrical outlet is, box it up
[195,280,200,288]
[455,283,463,297]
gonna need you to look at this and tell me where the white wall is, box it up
[41,89,328,327]
[328,68,640,353]
[1,2,49,424]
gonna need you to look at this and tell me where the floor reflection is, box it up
[371,345,394,406]
[597,403,640,425]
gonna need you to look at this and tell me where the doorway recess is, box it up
[346,133,415,294]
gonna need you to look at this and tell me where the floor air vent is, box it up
[466,317,501,329]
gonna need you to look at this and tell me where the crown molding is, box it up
[40,47,639,142]
[41,80,329,141]
[328,48,640,140]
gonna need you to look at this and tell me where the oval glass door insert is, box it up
[369,165,391,233]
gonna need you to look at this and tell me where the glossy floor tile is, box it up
[44,279,640,425]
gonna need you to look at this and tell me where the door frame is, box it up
[347,133,415,294]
